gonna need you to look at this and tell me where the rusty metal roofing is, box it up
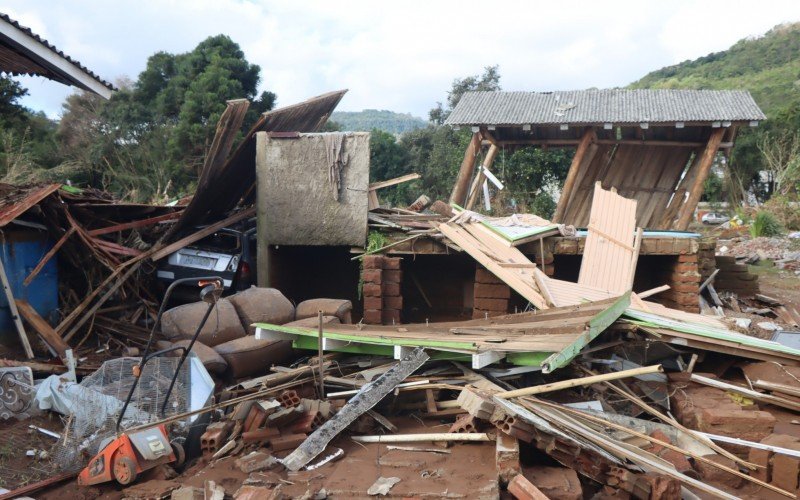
[445,89,766,127]
[0,183,61,227]
[164,89,348,240]
[0,12,114,97]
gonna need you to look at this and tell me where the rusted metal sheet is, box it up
[0,183,61,227]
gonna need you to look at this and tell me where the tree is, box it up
[429,65,501,125]
[759,130,800,196]
[57,35,277,202]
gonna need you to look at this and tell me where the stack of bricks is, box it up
[473,265,511,319]
[361,255,403,325]
[697,237,717,282]
[748,433,800,494]
[660,255,702,313]
[714,255,760,296]
[382,257,402,325]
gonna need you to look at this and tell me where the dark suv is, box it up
[157,218,257,300]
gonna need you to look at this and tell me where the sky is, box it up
[7,0,800,120]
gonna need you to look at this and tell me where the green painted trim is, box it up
[448,202,557,242]
[622,308,800,357]
[541,291,631,373]
[254,323,478,351]
[291,336,471,361]
[506,351,550,366]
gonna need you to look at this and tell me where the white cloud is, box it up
[7,0,800,119]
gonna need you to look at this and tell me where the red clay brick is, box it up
[271,433,307,452]
[474,297,508,312]
[383,295,402,309]
[678,254,699,263]
[697,408,775,441]
[474,283,511,299]
[363,296,382,310]
[772,455,799,492]
[748,447,771,482]
[383,270,402,283]
[381,309,400,325]
[362,309,382,324]
[382,282,401,296]
[475,268,502,284]
[362,283,382,297]
[671,283,700,293]
[382,257,401,270]
[361,269,382,284]
[507,474,549,500]
[362,255,384,269]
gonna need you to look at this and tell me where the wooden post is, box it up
[553,128,595,223]
[0,255,33,359]
[317,310,325,398]
[465,144,499,210]
[449,132,481,206]
[255,131,270,287]
[675,128,725,230]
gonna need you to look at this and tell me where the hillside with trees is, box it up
[631,22,800,202]
[330,109,426,134]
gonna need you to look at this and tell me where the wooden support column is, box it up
[465,144,499,210]
[449,132,482,206]
[553,128,595,223]
[675,128,725,230]
[255,131,270,287]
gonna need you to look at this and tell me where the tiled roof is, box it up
[0,12,115,94]
[445,89,766,126]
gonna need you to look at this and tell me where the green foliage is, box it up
[331,110,426,134]
[400,125,473,201]
[369,129,415,205]
[429,65,501,125]
[631,22,800,201]
[53,35,276,202]
[749,210,784,237]
[502,146,573,215]
[703,174,724,203]
[762,194,800,230]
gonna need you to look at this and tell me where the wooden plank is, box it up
[368,173,421,191]
[23,226,75,286]
[0,184,61,227]
[439,222,548,309]
[87,211,182,236]
[282,348,429,471]
[553,128,595,223]
[151,207,256,261]
[676,128,725,230]
[466,145,499,210]
[578,182,638,294]
[691,374,800,412]
[0,256,33,358]
[449,132,481,206]
[637,284,669,299]
[15,299,69,358]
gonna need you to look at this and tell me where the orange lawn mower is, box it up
[78,276,223,486]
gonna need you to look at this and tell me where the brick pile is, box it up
[473,266,511,319]
[360,255,403,325]
[748,433,800,494]
[669,375,775,456]
[714,255,760,296]
[660,255,702,313]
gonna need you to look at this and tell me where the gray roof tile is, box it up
[445,89,766,126]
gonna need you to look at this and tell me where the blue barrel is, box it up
[0,229,59,347]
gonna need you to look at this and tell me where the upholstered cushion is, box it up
[213,336,295,379]
[295,298,353,324]
[161,298,246,347]
[229,287,296,333]
[169,339,228,375]
[282,315,341,328]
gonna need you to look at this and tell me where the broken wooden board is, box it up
[281,347,429,471]
[439,222,548,309]
[578,182,638,294]
[15,299,69,359]
[256,294,629,372]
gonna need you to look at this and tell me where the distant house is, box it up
[0,12,114,98]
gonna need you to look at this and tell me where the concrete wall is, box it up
[256,132,369,248]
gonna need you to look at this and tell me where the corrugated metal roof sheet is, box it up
[0,12,115,95]
[445,89,766,126]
